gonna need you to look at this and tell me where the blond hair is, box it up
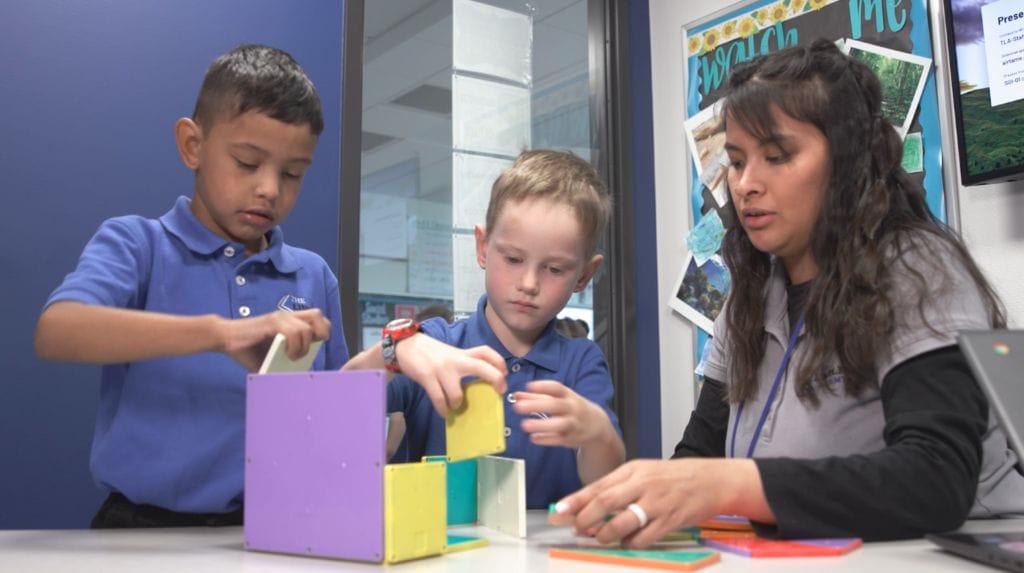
[485,150,611,257]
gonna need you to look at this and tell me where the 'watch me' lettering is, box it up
[696,0,909,97]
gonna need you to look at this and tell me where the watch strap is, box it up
[381,319,420,373]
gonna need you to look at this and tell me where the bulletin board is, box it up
[672,0,946,336]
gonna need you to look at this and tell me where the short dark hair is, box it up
[554,317,590,338]
[192,44,323,135]
[415,304,454,323]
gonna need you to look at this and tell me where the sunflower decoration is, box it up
[721,20,737,40]
[809,0,829,10]
[738,17,758,38]
[790,0,808,13]
[688,34,704,55]
[703,28,721,52]
[754,8,770,25]
[770,2,788,22]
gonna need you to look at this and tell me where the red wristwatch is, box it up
[381,318,420,373]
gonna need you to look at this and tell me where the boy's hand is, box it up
[219,308,331,371]
[395,334,507,417]
[513,380,612,448]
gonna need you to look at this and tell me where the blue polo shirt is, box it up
[387,295,619,509]
[46,196,348,513]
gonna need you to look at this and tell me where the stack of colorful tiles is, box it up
[550,513,862,569]
[549,547,721,571]
[696,515,861,557]
[695,514,756,541]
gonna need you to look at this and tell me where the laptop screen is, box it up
[958,330,1024,470]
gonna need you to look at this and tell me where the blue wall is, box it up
[629,0,661,458]
[0,1,343,528]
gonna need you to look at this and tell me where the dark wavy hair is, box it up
[719,39,1005,405]
[193,44,323,136]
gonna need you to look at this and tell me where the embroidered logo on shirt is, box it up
[277,294,311,312]
[798,366,845,399]
[823,368,845,387]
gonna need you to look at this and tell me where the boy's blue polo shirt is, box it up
[46,196,348,514]
[387,295,620,509]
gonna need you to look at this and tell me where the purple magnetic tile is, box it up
[797,538,862,548]
[245,370,387,562]
[702,539,753,556]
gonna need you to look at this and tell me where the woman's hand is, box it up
[548,458,771,548]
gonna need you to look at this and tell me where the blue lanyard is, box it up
[729,314,805,458]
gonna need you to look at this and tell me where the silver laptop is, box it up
[960,330,1024,472]
[927,330,1024,573]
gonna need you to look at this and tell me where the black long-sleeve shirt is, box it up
[672,346,988,541]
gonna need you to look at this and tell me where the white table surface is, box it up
[1,511,1021,572]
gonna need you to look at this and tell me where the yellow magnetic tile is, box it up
[384,461,447,563]
[445,379,505,462]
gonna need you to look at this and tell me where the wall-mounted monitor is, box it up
[942,0,1024,186]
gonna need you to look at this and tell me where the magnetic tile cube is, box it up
[244,370,522,565]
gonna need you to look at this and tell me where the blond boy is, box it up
[387,150,624,508]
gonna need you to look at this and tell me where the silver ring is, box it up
[626,503,648,528]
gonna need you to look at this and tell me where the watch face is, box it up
[385,318,415,330]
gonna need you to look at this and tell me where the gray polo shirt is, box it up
[704,236,1024,517]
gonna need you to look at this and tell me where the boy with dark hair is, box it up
[387,149,625,508]
[35,44,505,528]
